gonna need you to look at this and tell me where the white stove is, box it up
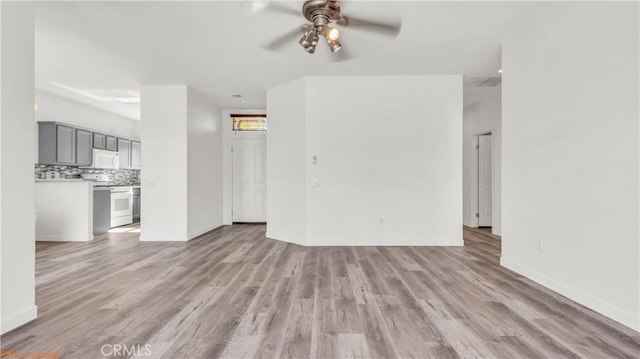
[110,186,133,228]
[82,174,133,228]
[81,173,113,186]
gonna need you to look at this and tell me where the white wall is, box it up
[35,90,140,138]
[141,85,223,241]
[0,1,37,334]
[222,108,266,225]
[267,75,463,246]
[502,2,639,330]
[187,88,223,238]
[140,85,188,241]
[265,79,307,244]
[463,86,502,234]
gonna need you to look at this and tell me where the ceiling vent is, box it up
[465,76,502,87]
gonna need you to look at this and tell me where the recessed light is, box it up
[498,69,503,74]
[34,103,40,111]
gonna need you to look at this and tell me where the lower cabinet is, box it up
[132,188,141,222]
[93,187,111,236]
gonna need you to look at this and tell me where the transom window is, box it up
[232,115,267,131]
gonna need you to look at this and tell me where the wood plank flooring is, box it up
[1,224,638,358]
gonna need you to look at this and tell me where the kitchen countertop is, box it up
[36,178,140,188]
[35,179,85,182]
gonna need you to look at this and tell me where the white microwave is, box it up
[87,149,119,169]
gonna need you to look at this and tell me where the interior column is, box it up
[0,1,37,334]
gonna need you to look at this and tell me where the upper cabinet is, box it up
[118,138,131,169]
[105,136,117,151]
[38,122,140,168]
[116,138,141,170]
[54,124,76,165]
[131,140,141,169]
[76,129,93,166]
[93,133,106,150]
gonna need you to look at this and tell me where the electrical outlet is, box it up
[379,218,384,225]
[311,179,320,187]
[537,237,544,251]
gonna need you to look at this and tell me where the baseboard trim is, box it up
[265,232,463,247]
[189,224,223,240]
[1,305,37,335]
[36,234,93,242]
[265,232,306,246]
[139,235,188,242]
[500,257,639,332]
[303,240,464,247]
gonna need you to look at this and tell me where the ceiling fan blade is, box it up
[263,25,307,51]
[336,15,401,36]
[265,2,301,16]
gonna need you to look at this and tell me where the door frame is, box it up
[470,130,493,228]
[222,110,266,225]
[231,131,266,223]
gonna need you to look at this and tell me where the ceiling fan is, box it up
[262,0,401,58]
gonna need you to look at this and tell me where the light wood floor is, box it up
[2,224,638,358]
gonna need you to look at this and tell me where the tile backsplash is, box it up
[35,164,140,185]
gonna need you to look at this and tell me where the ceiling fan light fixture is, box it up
[325,26,340,41]
[327,38,342,53]
[299,29,319,49]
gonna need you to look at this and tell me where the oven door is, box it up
[110,189,133,227]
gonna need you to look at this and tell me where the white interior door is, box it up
[478,134,493,227]
[232,138,267,222]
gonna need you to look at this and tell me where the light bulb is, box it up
[326,27,340,41]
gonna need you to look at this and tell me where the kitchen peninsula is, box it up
[35,180,94,241]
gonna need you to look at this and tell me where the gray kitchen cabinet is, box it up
[93,133,106,149]
[76,129,93,166]
[40,122,76,165]
[93,187,111,235]
[56,124,76,165]
[131,140,141,169]
[118,138,131,169]
[38,122,140,167]
[132,188,141,221]
[105,136,117,151]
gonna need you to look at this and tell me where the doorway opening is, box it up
[475,132,493,228]
[231,114,267,224]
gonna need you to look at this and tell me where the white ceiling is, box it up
[35,1,545,120]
